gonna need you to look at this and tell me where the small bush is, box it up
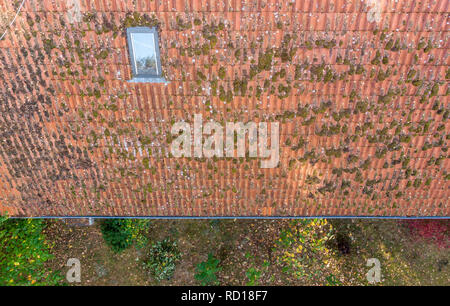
[244,252,269,285]
[245,267,262,286]
[195,253,222,285]
[0,215,62,285]
[144,238,181,282]
[274,219,337,283]
[100,219,149,253]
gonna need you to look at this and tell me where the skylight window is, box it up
[126,27,166,83]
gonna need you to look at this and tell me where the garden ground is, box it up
[42,219,449,286]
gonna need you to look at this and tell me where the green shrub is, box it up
[244,253,270,285]
[245,267,262,285]
[144,238,181,282]
[0,215,62,285]
[100,219,149,253]
[195,253,222,285]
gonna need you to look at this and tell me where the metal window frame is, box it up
[126,27,164,81]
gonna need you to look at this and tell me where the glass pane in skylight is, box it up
[131,32,158,75]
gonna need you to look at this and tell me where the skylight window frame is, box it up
[126,27,165,82]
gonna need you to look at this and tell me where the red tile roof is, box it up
[0,0,448,216]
